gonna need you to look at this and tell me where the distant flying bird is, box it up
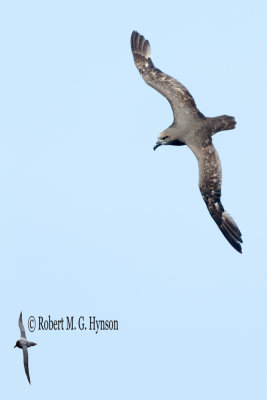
[14,312,37,384]
[131,31,242,253]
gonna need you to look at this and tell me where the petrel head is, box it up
[153,124,180,150]
[154,126,185,150]
[153,129,171,151]
[14,340,19,348]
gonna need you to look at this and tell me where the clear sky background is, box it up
[1,0,267,399]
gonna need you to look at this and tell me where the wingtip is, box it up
[233,241,242,254]
[26,370,31,385]
[131,30,152,69]
[203,197,243,254]
[220,212,243,254]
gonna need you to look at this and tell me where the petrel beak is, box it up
[14,344,17,348]
[153,141,162,151]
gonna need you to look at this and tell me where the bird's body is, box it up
[131,31,242,253]
[15,337,37,350]
[14,312,37,384]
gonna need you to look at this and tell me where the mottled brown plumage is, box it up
[131,31,242,253]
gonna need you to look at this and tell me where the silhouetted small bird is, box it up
[14,312,37,384]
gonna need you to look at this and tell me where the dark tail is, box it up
[28,341,37,347]
[207,115,236,135]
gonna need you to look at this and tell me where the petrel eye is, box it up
[162,136,169,140]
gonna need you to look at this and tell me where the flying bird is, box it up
[14,312,37,384]
[131,30,242,253]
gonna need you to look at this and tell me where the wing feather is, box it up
[131,31,203,120]
[23,347,31,384]
[198,143,242,253]
[18,312,26,339]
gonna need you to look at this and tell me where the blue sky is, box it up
[1,0,267,399]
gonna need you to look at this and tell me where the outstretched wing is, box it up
[22,346,31,384]
[131,31,203,120]
[198,143,242,253]
[18,312,26,339]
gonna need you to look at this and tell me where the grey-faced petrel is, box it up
[14,312,37,384]
[131,31,242,253]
